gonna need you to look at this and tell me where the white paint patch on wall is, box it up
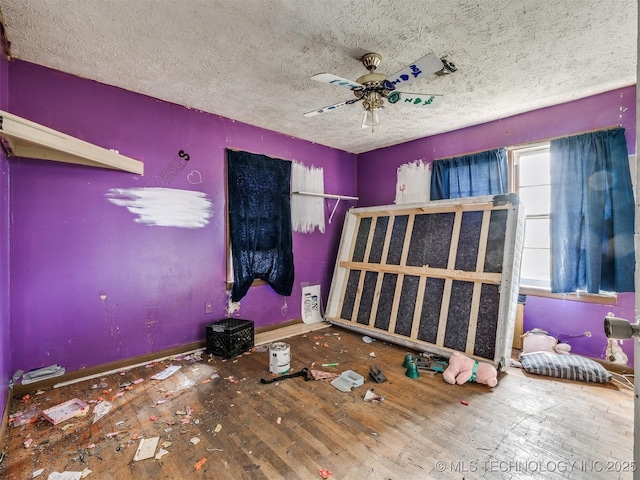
[106,187,213,229]
[395,160,431,205]
[291,162,325,234]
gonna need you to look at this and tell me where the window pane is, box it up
[520,247,551,284]
[524,218,550,249]
[519,151,550,187]
[513,145,552,289]
[519,185,550,216]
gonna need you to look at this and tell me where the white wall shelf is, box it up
[0,110,144,175]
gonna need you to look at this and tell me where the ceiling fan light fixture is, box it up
[362,91,384,111]
[307,51,450,133]
[362,109,380,131]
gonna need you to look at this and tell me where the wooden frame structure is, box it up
[326,194,525,370]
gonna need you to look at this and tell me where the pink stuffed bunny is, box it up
[442,352,498,387]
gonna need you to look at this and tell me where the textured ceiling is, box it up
[0,0,637,154]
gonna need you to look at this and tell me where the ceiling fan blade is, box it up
[387,91,444,108]
[383,53,444,89]
[310,73,364,91]
[303,100,353,117]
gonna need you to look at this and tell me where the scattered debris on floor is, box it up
[260,367,312,384]
[42,399,89,425]
[9,404,41,426]
[91,400,112,424]
[194,457,208,470]
[309,369,339,382]
[318,468,332,479]
[133,436,160,461]
[150,365,181,380]
[155,448,170,460]
[363,389,385,403]
[43,468,92,479]
[3,349,228,476]
[10,369,24,388]
[3,329,407,477]
[369,366,386,383]
[46,471,83,480]
[21,364,66,385]
[331,370,364,393]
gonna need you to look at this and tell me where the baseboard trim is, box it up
[594,358,634,376]
[12,319,330,396]
[0,387,11,456]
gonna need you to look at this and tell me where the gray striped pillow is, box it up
[520,352,611,383]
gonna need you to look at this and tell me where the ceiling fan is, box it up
[303,52,457,130]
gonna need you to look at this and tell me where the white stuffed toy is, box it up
[521,328,571,355]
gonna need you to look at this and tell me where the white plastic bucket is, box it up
[269,342,291,374]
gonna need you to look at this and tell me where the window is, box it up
[226,149,294,302]
[509,144,551,289]
[509,142,623,304]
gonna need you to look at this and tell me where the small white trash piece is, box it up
[331,370,365,392]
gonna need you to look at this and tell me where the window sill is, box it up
[519,285,618,305]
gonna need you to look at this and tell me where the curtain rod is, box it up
[507,124,623,150]
[432,124,622,162]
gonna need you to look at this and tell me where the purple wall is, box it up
[8,61,356,375]
[4,56,636,383]
[358,86,637,366]
[0,32,10,419]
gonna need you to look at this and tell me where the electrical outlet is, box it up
[205,301,213,314]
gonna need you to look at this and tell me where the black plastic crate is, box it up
[206,318,254,358]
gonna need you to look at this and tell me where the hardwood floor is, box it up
[0,324,634,479]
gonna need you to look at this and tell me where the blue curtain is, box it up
[550,128,634,293]
[430,148,508,200]
[227,150,294,302]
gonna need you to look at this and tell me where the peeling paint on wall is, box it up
[605,338,628,364]
[146,305,158,352]
[100,293,122,355]
[226,297,241,316]
[395,160,431,205]
[106,187,213,229]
